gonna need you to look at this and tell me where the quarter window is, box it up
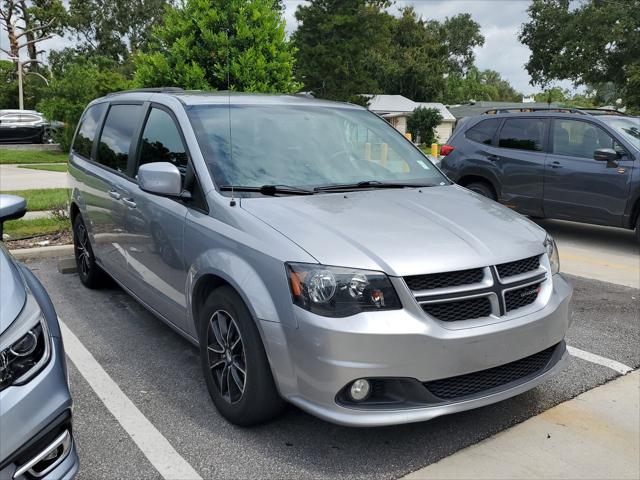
[137,108,188,173]
[498,118,546,152]
[552,119,618,158]
[97,104,143,173]
[465,118,500,145]
[73,103,106,159]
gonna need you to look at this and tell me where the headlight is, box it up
[0,295,51,392]
[544,234,560,275]
[287,263,402,317]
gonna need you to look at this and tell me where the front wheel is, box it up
[73,215,107,288]
[199,286,285,426]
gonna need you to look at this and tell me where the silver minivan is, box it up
[68,89,573,427]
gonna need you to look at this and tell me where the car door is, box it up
[0,114,22,142]
[81,102,144,279]
[543,118,633,226]
[118,105,193,330]
[493,117,548,216]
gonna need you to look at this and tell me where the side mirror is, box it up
[0,194,27,239]
[138,162,182,197]
[593,148,620,162]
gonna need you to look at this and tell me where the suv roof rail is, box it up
[105,87,185,97]
[481,106,627,116]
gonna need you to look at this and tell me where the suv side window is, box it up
[498,118,546,152]
[97,104,143,174]
[73,103,106,159]
[552,119,621,158]
[138,108,188,173]
[465,118,500,145]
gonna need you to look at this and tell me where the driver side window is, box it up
[552,119,622,159]
[138,108,188,174]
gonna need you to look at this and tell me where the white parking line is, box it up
[568,345,634,375]
[58,319,202,480]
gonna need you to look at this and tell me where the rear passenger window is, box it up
[73,103,106,159]
[465,119,500,145]
[137,108,188,173]
[97,104,143,174]
[498,118,546,152]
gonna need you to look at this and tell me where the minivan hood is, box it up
[241,185,547,277]
[0,246,27,334]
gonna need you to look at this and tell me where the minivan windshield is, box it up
[187,104,448,190]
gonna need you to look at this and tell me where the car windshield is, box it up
[600,117,640,148]
[187,104,448,190]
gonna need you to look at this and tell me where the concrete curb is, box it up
[10,244,73,260]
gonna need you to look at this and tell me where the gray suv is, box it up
[439,110,640,241]
[0,195,79,479]
[68,89,573,427]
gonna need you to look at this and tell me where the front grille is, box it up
[505,283,540,312]
[422,296,492,322]
[404,268,484,291]
[424,344,557,400]
[496,255,540,279]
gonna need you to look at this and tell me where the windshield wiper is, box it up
[220,184,315,196]
[314,180,435,192]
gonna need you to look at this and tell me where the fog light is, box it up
[349,379,371,402]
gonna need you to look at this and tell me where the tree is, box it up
[533,87,567,105]
[480,69,521,102]
[406,107,442,145]
[440,13,484,74]
[293,0,391,101]
[134,0,299,93]
[65,0,168,61]
[520,0,640,109]
[37,56,130,149]
[373,6,447,102]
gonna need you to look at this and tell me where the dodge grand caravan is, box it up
[68,89,573,427]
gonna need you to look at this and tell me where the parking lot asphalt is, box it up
[24,257,639,480]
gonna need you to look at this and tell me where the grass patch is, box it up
[0,150,68,164]
[0,188,69,211]
[3,217,70,240]
[18,163,68,173]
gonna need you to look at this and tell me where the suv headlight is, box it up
[544,234,560,275]
[286,263,402,317]
[0,295,51,392]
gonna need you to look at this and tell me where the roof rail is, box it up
[106,87,185,97]
[482,107,587,115]
[575,108,626,116]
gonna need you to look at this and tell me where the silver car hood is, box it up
[0,246,27,335]
[241,185,547,277]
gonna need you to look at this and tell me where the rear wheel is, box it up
[199,286,285,426]
[73,215,107,288]
[635,216,640,243]
[465,181,497,201]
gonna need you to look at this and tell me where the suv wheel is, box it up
[465,181,496,201]
[199,286,285,426]
[73,215,106,288]
[636,216,640,243]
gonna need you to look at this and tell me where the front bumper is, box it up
[268,273,573,427]
[0,337,79,478]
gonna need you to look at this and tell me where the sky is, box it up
[3,0,577,96]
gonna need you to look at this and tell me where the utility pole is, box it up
[17,57,23,110]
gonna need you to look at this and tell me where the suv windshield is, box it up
[599,117,640,148]
[187,104,447,190]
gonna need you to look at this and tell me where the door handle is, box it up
[108,189,121,200]
[122,198,137,208]
[550,161,563,169]
[487,154,500,162]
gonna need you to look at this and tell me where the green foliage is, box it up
[406,107,442,145]
[134,0,299,93]
[19,164,68,173]
[3,217,70,240]
[0,149,67,164]
[65,0,169,61]
[442,68,522,104]
[36,56,131,151]
[533,87,567,104]
[293,0,391,102]
[440,13,485,74]
[520,0,640,110]
[373,7,447,102]
[0,60,51,110]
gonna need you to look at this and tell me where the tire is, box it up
[635,216,640,244]
[199,286,285,426]
[73,215,107,288]
[465,181,497,201]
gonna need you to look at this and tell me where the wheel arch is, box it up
[457,174,499,199]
